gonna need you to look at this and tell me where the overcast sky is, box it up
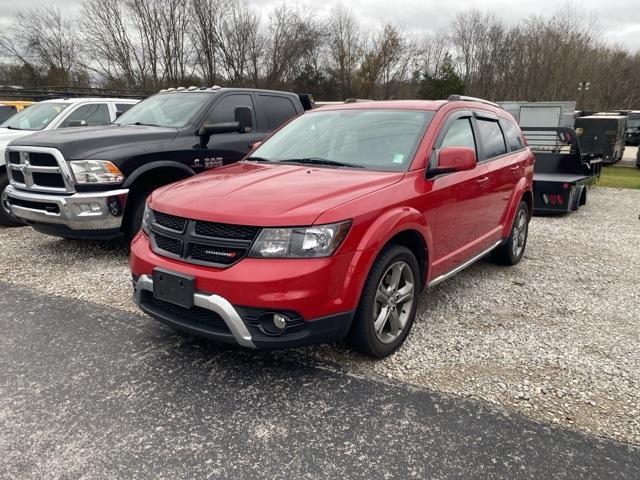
[0,0,638,52]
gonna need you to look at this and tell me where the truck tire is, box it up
[122,188,151,243]
[492,201,529,266]
[0,171,23,227]
[349,244,420,358]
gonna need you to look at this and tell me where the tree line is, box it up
[0,1,638,109]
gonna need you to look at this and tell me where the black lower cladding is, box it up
[135,282,354,349]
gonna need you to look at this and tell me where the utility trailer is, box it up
[522,127,601,214]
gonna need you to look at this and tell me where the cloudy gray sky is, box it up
[1,0,638,52]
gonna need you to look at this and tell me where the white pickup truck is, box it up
[0,97,139,226]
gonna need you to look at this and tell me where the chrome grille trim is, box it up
[5,146,75,193]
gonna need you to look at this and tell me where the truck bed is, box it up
[533,172,589,184]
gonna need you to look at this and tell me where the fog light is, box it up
[273,314,288,331]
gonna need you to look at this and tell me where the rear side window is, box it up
[0,105,16,123]
[440,117,476,152]
[477,119,507,159]
[501,119,525,151]
[61,103,111,128]
[259,95,297,131]
[206,94,255,125]
[116,103,135,115]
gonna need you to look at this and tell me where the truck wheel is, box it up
[492,201,529,266]
[123,189,151,243]
[349,245,420,358]
[0,171,23,227]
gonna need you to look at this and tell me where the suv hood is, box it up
[8,125,178,160]
[151,162,404,226]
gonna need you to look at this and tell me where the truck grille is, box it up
[5,147,73,193]
[149,209,260,268]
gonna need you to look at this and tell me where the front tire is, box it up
[0,171,22,227]
[492,200,529,266]
[350,245,420,358]
[122,188,151,243]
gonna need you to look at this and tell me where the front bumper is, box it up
[133,274,354,350]
[3,184,128,234]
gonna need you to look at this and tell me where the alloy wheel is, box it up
[373,261,415,344]
[511,208,528,258]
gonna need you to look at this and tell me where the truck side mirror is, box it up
[426,147,476,178]
[67,120,88,127]
[234,106,253,133]
[198,122,243,148]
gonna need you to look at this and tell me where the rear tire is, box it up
[492,200,529,266]
[349,245,420,358]
[0,170,22,227]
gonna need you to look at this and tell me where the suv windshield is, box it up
[115,92,212,128]
[1,102,69,131]
[628,114,640,128]
[250,109,434,171]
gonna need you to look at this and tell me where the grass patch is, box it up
[597,166,640,189]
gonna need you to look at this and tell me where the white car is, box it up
[0,97,139,226]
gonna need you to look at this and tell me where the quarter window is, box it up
[477,119,507,159]
[61,103,111,128]
[501,119,525,151]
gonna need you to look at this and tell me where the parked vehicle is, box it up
[522,127,600,214]
[0,97,139,226]
[130,96,535,358]
[574,115,626,164]
[0,100,34,123]
[2,87,306,237]
[625,111,640,146]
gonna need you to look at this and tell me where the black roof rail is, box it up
[344,98,375,103]
[447,94,500,109]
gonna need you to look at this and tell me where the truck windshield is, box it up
[250,109,435,172]
[115,92,211,128]
[1,102,70,131]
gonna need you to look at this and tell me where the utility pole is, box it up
[577,81,590,111]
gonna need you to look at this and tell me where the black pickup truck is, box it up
[2,87,308,239]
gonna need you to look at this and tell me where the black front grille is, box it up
[154,233,183,256]
[7,197,59,213]
[8,152,20,164]
[12,170,25,184]
[142,292,230,333]
[154,211,186,232]
[32,172,65,188]
[149,209,259,268]
[189,243,245,265]
[28,153,58,167]
[195,221,259,240]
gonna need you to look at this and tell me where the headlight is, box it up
[248,221,351,258]
[141,203,152,235]
[69,160,124,184]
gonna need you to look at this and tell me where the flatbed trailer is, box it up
[522,127,601,214]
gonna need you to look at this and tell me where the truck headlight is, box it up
[69,160,124,184]
[248,221,351,258]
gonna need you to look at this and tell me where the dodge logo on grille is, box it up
[205,249,237,258]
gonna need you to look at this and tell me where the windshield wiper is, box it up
[280,157,363,168]
[132,121,162,127]
[245,156,271,162]
[5,126,23,130]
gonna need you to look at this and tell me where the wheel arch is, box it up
[122,161,195,190]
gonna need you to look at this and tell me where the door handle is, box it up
[509,165,520,171]
[476,176,490,184]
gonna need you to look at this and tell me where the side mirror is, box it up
[234,106,253,132]
[427,147,476,178]
[198,122,243,148]
[67,120,88,127]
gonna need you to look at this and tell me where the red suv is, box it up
[130,97,534,358]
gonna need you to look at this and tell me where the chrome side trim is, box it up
[135,274,256,349]
[428,240,502,288]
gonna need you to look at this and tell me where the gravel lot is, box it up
[1,187,638,445]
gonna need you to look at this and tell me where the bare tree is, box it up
[325,4,362,99]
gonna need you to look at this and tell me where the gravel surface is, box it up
[1,187,638,445]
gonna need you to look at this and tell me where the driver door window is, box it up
[60,103,111,128]
[205,94,255,126]
[440,117,477,152]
